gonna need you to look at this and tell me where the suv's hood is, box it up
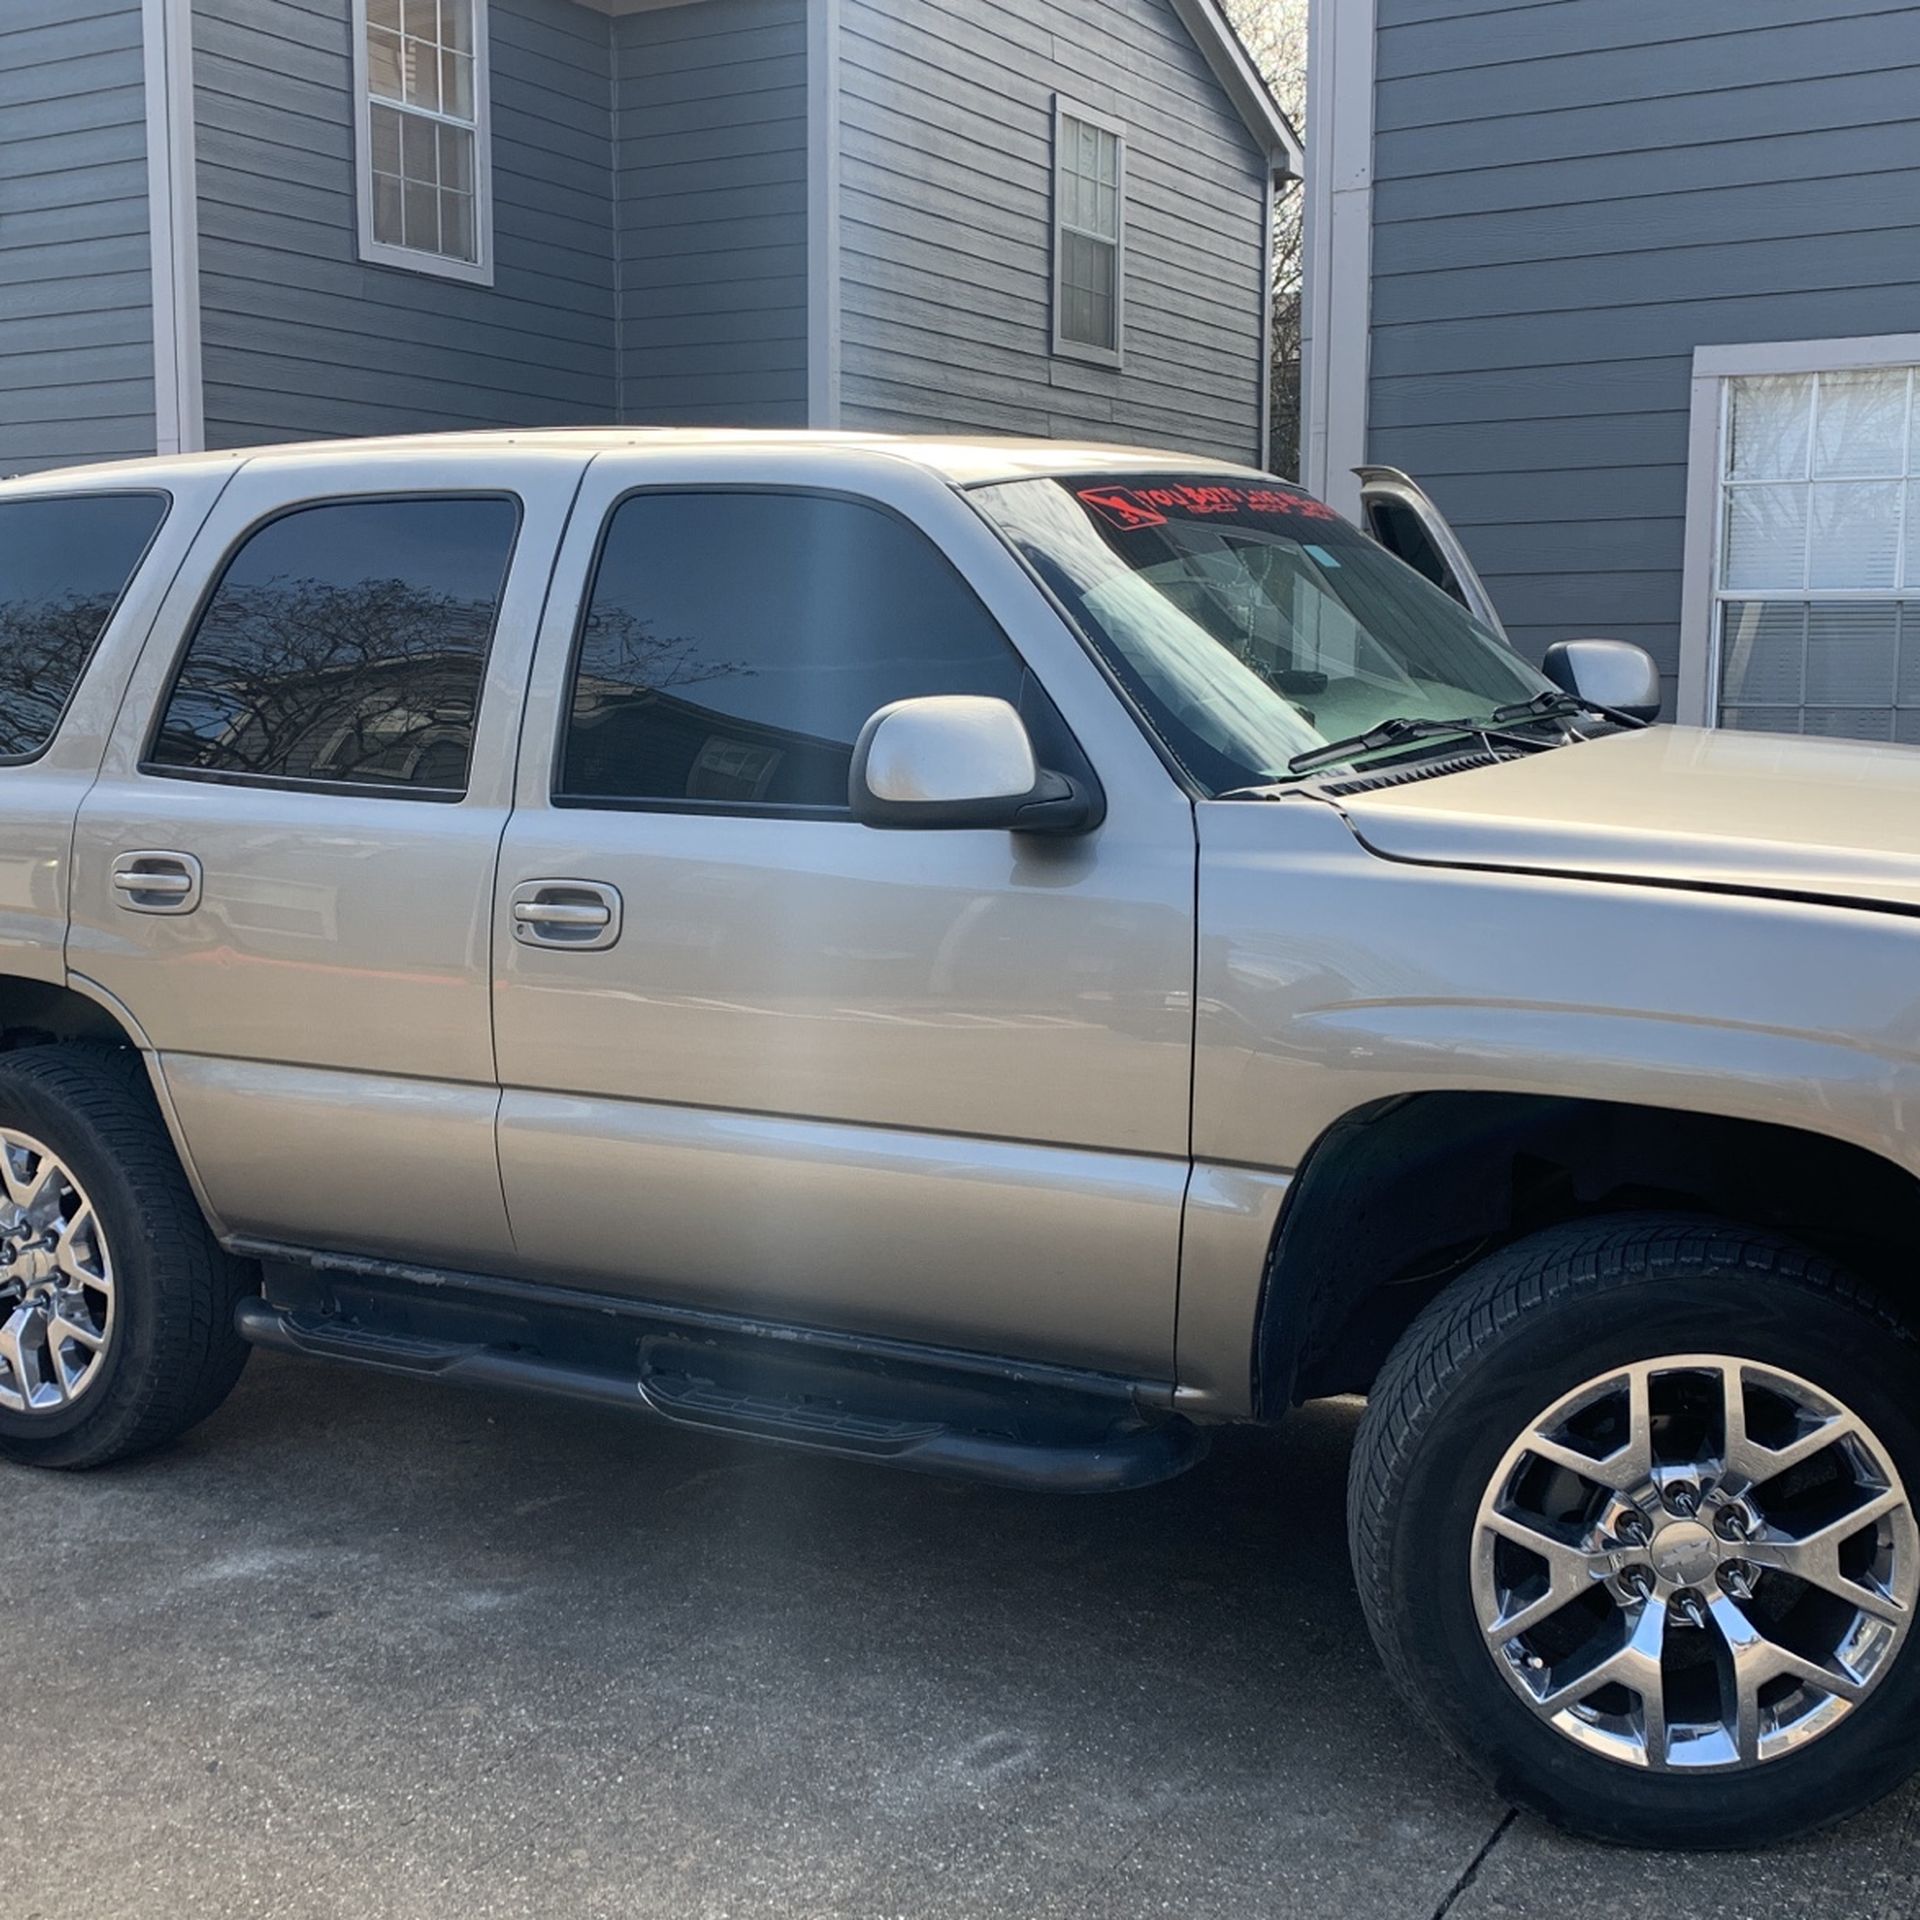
[1333,726,1920,912]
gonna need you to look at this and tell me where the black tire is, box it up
[0,1045,253,1470]
[1349,1212,1920,1849]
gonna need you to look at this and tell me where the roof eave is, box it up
[1165,0,1304,180]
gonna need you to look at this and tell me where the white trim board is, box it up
[1677,331,1920,726]
[806,0,842,428]
[142,0,202,455]
[1300,0,1372,517]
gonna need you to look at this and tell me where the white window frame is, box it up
[1051,97,1127,369]
[350,0,494,287]
[1678,331,1920,726]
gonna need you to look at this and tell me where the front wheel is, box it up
[1349,1215,1920,1848]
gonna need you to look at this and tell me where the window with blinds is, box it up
[1715,366,1919,741]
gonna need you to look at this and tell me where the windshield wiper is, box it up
[1285,713,1551,778]
[1491,688,1650,731]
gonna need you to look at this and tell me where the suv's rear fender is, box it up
[1176,796,1920,1417]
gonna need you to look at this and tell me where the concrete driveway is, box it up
[6,1354,1916,1919]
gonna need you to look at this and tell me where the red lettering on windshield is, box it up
[1076,481,1339,527]
[1076,487,1169,529]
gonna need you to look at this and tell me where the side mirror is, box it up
[849,696,1099,834]
[1540,639,1662,724]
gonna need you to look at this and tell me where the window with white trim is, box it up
[1053,102,1124,364]
[355,0,491,283]
[1714,365,1919,741]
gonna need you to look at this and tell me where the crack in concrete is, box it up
[1430,1808,1518,1920]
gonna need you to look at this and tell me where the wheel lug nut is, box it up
[1720,1561,1757,1600]
[1668,1588,1709,1629]
[1715,1507,1749,1541]
[1666,1483,1699,1517]
[1614,1510,1650,1546]
[1617,1565,1654,1602]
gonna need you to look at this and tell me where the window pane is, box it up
[441,0,474,54]
[1907,483,1920,588]
[403,178,439,252]
[1898,603,1920,705]
[1808,479,1901,589]
[440,187,475,262]
[1060,231,1116,349]
[441,48,474,120]
[367,25,403,99]
[1805,602,1897,706]
[560,493,1032,808]
[403,0,437,38]
[403,35,439,111]
[1803,706,1893,741]
[1722,485,1807,590]
[368,0,402,29]
[1813,368,1909,478]
[149,498,517,791]
[400,111,437,183]
[437,121,473,193]
[370,101,403,177]
[372,171,404,246]
[0,495,167,757]
[1727,374,1810,480]
[1718,600,1805,709]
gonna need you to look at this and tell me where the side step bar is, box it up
[234,1297,1207,1495]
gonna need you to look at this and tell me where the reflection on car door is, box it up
[68,448,585,1267]
[1356,465,1509,640]
[490,450,1197,1376]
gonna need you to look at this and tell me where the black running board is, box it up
[234,1297,1206,1494]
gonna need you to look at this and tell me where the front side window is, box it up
[560,492,1037,811]
[149,496,518,794]
[1053,102,1124,363]
[1715,365,1919,741]
[0,493,168,760]
[357,0,490,280]
[972,474,1554,794]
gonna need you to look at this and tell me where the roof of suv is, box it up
[8,428,1260,493]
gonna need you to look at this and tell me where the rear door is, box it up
[1356,465,1508,640]
[488,446,1197,1376]
[68,446,584,1268]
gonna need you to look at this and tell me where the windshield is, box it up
[968,473,1558,793]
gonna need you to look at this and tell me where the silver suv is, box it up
[2,431,1916,1848]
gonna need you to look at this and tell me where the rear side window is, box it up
[148,495,518,794]
[560,490,1033,809]
[0,493,168,759]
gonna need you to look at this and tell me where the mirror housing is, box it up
[849,696,1100,834]
[1540,639,1663,724]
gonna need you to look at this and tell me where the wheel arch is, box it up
[1252,1090,1920,1415]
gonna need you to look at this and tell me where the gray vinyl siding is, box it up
[1366,0,1920,710]
[192,0,616,447]
[837,0,1267,464]
[612,0,809,427]
[0,0,154,474]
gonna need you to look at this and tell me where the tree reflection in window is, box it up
[0,494,168,758]
[149,497,517,792]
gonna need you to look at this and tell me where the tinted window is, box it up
[149,496,517,792]
[561,492,1034,809]
[0,493,168,758]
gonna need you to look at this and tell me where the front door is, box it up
[69,446,585,1268]
[491,447,1196,1376]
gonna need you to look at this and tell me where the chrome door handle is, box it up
[509,880,622,951]
[110,851,203,915]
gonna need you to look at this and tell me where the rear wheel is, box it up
[1349,1214,1920,1848]
[0,1046,253,1470]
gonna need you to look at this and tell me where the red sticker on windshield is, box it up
[1076,481,1339,527]
[1076,486,1169,529]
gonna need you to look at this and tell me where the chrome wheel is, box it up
[0,1130,114,1415]
[1473,1355,1916,1771]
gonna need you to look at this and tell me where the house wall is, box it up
[1365,0,1920,709]
[612,0,810,427]
[835,0,1269,464]
[1,0,155,474]
[192,0,617,446]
